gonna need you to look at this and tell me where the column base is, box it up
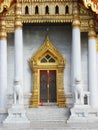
[3,104,30,124]
[67,105,98,123]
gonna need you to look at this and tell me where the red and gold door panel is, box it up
[40,70,47,102]
[49,70,56,102]
[40,70,56,103]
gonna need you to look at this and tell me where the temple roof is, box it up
[0,0,98,14]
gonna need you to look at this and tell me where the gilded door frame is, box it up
[29,36,66,107]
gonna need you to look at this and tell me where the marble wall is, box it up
[7,23,88,106]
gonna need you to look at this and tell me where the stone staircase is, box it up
[1,107,98,130]
[26,106,70,123]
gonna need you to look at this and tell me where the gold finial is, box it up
[45,35,51,46]
[46,35,49,41]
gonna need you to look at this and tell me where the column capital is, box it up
[0,17,7,40]
[14,2,22,30]
[72,2,80,28]
[88,19,96,38]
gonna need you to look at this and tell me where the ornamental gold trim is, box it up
[14,2,22,29]
[72,2,80,28]
[0,18,7,40]
[88,19,96,38]
[88,30,96,38]
[72,18,80,28]
[14,19,22,29]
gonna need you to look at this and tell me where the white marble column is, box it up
[88,19,98,108]
[14,30,23,84]
[14,2,23,86]
[72,26,81,81]
[3,3,30,124]
[71,2,83,105]
[0,18,7,111]
[71,2,81,86]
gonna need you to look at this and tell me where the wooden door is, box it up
[40,70,56,103]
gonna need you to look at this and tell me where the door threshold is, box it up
[39,102,57,106]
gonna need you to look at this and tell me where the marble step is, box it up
[1,122,98,130]
[26,106,70,122]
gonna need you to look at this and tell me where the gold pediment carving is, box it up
[30,35,65,70]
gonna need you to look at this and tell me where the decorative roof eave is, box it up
[83,0,98,14]
[0,0,16,14]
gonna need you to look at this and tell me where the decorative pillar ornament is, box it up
[3,2,30,124]
[0,17,7,111]
[88,19,98,108]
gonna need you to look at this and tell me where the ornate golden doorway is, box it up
[30,36,66,107]
[40,70,56,103]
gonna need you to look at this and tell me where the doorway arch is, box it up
[30,36,66,107]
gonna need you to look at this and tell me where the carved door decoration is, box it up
[30,36,66,107]
[40,70,56,103]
